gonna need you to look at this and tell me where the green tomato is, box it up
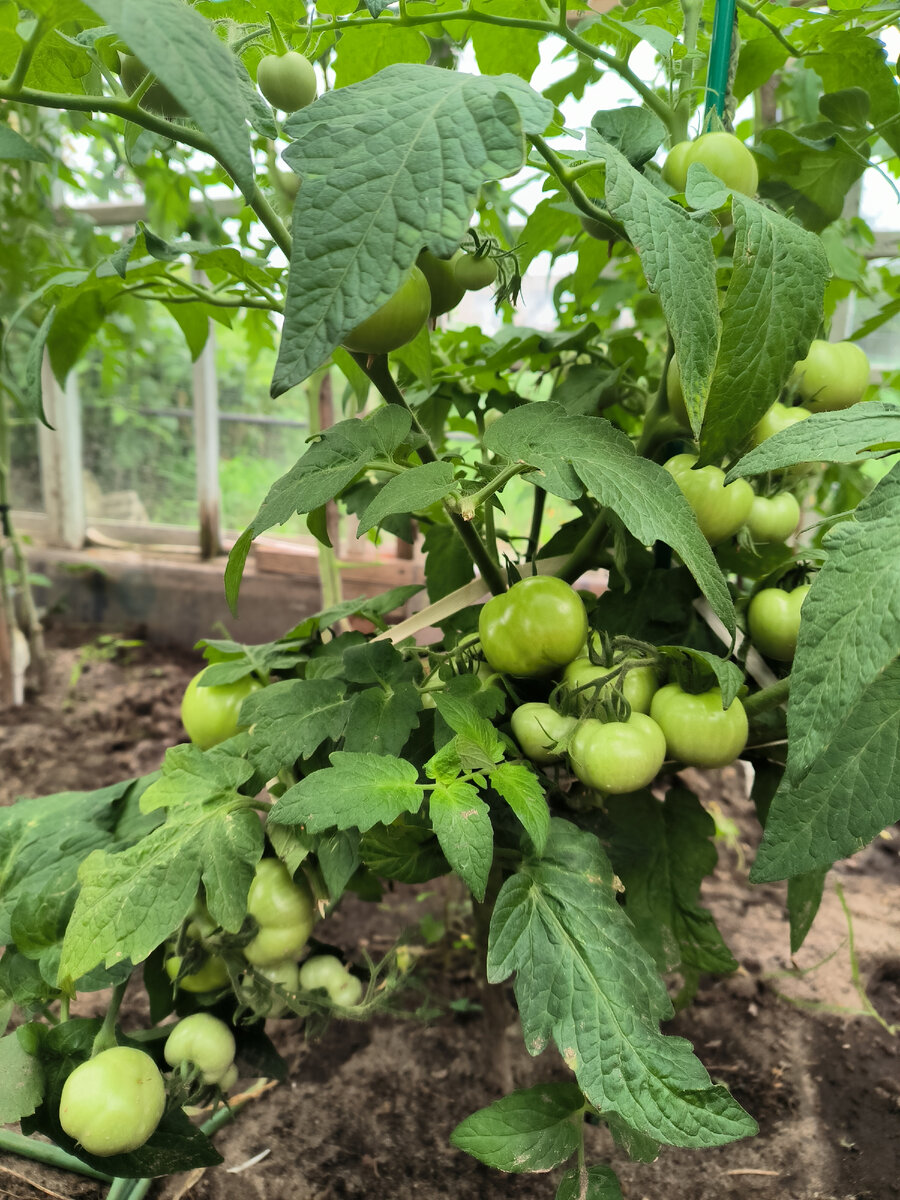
[342,266,431,355]
[745,493,801,543]
[417,250,466,317]
[454,252,498,291]
[254,959,300,1017]
[562,658,657,715]
[747,584,810,662]
[332,973,364,1007]
[510,703,577,764]
[661,140,692,191]
[567,713,667,794]
[683,132,758,196]
[791,340,870,412]
[244,859,315,966]
[479,576,588,678]
[578,213,622,241]
[219,1064,239,1091]
[650,685,748,768]
[165,953,229,994]
[256,51,317,112]
[751,402,810,447]
[663,454,754,544]
[118,53,184,118]
[181,667,263,750]
[665,357,690,428]
[164,1013,235,1085]
[59,1047,166,1157]
[299,954,361,1005]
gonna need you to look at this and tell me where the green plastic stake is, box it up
[704,0,737,123]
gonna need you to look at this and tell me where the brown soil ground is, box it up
[1,628,899,1200]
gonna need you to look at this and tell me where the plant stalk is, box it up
[0,1129,113,1183]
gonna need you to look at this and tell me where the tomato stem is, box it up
[555,510,609,584]
[0,1128,113,1183]
[743,675,790,718]
[91,980,129,1057]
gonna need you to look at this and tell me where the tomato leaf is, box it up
[358,822,450,884]
[604,789,737,977]
[487,819,757,1147]
[489,762,550,855]
[428,781,493,902]
[450,1081,584,1173]
[485,405,736,636]
[273,65,552,392]
[725,403,900,480]
[698,192,828,464]
[240,679,349,779]
[273,752,425,834]
[357,461,458,535]
[0,1030,45,1124]
[556,1164,625,1200]
[657,648,744,708]
[787,868,828,954]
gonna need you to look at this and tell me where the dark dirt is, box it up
[1,628,899,1200]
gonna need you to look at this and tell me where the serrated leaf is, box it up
[585,135,719,432]
[422,521,476,601]
[450,1081,584,1173]
[0,126,49,161]
[784,465,900,779]
[605,790,737,976]
[429,781,493,901]
[658,648,744,708]
[787,868,827,954]
[434,692,506,770]
[241,679,348,779]
[196,808,263,931]
[333,24,429,87]
[88,0,252,195]
[489,762,550,854]
[359,821,449,884]
[273,65,551,392]
[274,753,424,833]
[357,461,458,534]
[0,1031,44,1123]
[698,194,829,462]
[726,403,900,480]
[485,405,735,635]
[488,819,756,1147]
[344,683,422,756]
[316,830,360,900]
[139,743,254,812]
[591,106,666,169]
[751,659,900,882]
[556,1165,624,1200]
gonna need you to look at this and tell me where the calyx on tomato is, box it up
[790,340,870,412]
[342,266,431,355]
[243,858,315,966]
[663,454,754,544]
[567,713,666,794]
[745,493,800,543]
[59,1047,166,1156]
[747,584,810,662]
[510,703,577,764]
[562,657,657,716]
[479,576,587,678]
[181,667,263,750]
[650,684,748,768]
[256,51,317,112]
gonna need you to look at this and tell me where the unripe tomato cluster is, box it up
[480,578,749,799]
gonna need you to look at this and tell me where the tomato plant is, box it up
[479,576,587,677]
[1,2,898,1196]
[59,1047,166,1157]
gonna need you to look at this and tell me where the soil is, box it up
[1,628,899,1200]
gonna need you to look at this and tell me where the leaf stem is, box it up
[4,16,46,92]
[526,487,546,561]
[735,0,802,56]
[453,462,532,522]
[529,136,628,244]
[743,675,790,718]
[555,510,609,584]
[0,1129,113,1183]
[91,980,128,1056]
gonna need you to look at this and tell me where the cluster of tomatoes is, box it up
[480,576,749,797]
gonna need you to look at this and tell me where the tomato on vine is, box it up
[683,132,758,196]
[663,454,754,544]
[751,402,810,447]
[746,493,801,543]
[165,952,229,994]
[747,584,810,661]
[181,668,263,750]
[118,54,184,118]
[253,959,300,1017]
[510,703,576,764]
[300,955,363,1006]
[567,713,666,794]
[454,252,497,291]
[417,250,466,317]
[59,1047,166,1156]
[243,858,315,966]
[661,140,693,191]
[562,657,657,715]
[479,576,587,677]
[791,340,870,411]
[650,685,748,768]
[256,51,317,112]
[342,266,431,355]
[164,1013,236,1085]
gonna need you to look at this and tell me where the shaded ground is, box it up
[1,629,898,1200]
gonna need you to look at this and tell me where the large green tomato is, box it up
[510,703,577,764]
[663,454,754,544]
[256,51,317,112]
[745,493,800,543]
[479,576,588,677]
[791,340,870,411]
[562,658,657,715]
[118,54,184,118]
[747,584,810,661]
[650,685,748,768]
[661,140,692,191]
[164,1013,235,1085]
[567,713,666,794]
[454,252,497,291]
[243,859,315,966]
[683,132,758,196]
[181,668,263,750]
[165,953,229,993]
[417,250,466,317]
[299,955,362,1006]
[59,1047,166,1156]
[750,402,810,447]
[342,266,431,355]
